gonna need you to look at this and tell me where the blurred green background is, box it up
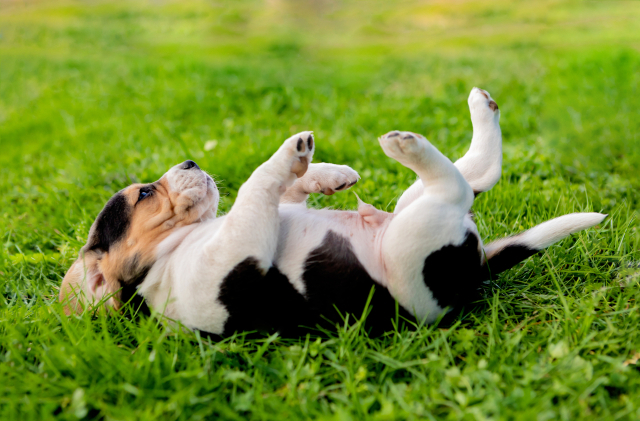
[1,1,640,420]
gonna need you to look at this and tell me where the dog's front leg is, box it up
[204,131,315,272]
[280,163,360,204]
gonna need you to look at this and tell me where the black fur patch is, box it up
[485,244,539,277]
[87,191,131,252]
[216,231,411,337]
[217,258,310,336]
[118,265,151,317]
[302,231,412,335]
[118,254,151,316]
[422,232,484,309]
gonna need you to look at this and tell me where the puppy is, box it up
[59,88,606,336]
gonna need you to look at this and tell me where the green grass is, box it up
[1,0,640,419]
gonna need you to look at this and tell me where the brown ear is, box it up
[59,250,119,315]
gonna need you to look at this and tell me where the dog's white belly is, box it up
[275,204,390,295]
[141,205,389,334]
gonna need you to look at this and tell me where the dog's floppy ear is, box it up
[59,249,118,315]
[483,213,607,277]
[59,190,133,314]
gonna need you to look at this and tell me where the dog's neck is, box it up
[136,217,226,314]
[154,223,202,260]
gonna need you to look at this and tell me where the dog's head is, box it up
[59,160,218,314]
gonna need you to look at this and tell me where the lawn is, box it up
[1,0,640,419]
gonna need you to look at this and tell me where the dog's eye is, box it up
[137,188,153,203]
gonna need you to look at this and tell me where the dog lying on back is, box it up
[59,88,605,336]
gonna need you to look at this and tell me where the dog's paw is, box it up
[281,131,315,178]
[379,131,430,166]
[468,87,499,117]
[302,163,360,195]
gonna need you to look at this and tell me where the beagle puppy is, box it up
[59,88,606,336]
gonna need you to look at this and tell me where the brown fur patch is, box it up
[488,100,499,111]
[59,259,85,314]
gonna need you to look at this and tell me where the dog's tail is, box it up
[483,212,607,278]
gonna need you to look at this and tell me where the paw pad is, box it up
[379,130,429,164]
[287,131,314,178]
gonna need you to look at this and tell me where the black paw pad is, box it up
[336,183,346,190]
[307,135,314,151]
[297,138,304,152]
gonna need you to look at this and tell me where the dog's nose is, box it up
[181,160,200,170]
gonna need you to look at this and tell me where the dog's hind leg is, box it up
[394,87,501,214]
[454,87,502,196]
[379,131,480,323]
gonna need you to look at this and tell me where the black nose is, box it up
[181,160,199,170]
